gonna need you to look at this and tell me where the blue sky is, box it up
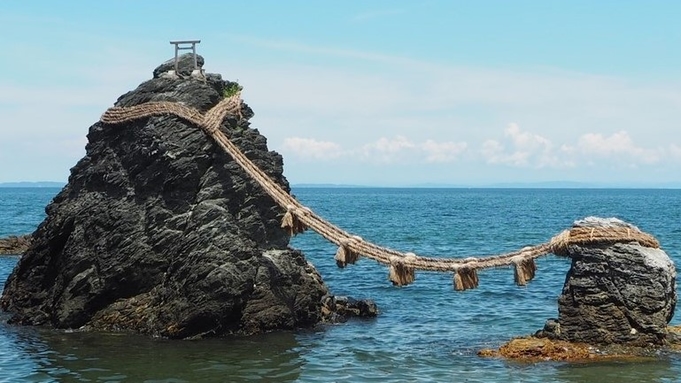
[1,1,680,186]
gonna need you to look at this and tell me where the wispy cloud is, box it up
[421,139,468,163]
[577,131,661,164]
[282,137,344,160]
[3,28,680,184]
[223,34,427,68]
[281,135,468,164]
[479,124,673,170]
[352,9,405,22]
[359,136,417,163]
[213,35,681,184]
[670,144,681,161]
[480,123,571,168]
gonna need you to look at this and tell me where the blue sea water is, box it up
[1,187,681,382]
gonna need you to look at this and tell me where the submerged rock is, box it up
[477,336,658,362]
[0,56,331,338]
[320,295,378,323]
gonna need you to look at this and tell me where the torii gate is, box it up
[169,40,202,76]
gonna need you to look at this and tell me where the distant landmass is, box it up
[293,181,681,189]
[485,181,597,188]
[0,182,65,188]
[292,183,370,188]
[3,181,680,189]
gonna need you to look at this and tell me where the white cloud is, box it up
[481,139,504,164]
[212,36,681,184]
[359,136,416,163]
[577,131,661,164]
[282,137,343,160]
[3,28,681,185]
[358,136,468,164]
[481,125,670,170]
[420,140,468,163]
[669,144,681,161]
[505,123,552,151]
[282,135,468,165]
[480,123,570,168]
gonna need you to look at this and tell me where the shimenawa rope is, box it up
[100,93,661,290]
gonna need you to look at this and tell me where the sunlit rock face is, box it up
[550,218,676,346]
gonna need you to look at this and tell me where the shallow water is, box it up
[1,187,680,382]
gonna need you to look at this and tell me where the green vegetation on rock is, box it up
[223,82,243,98]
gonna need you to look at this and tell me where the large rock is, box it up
[0,58,330,338]
[551,218,676,346]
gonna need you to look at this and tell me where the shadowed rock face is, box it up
[0,55,330,338]
[555,242,676,346]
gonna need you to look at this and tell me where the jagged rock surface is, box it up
[0,235,31,255]
[0,55,330,338]
[546,219,677,346]
[320,295,378,323]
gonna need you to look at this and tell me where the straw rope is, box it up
[100,93,662,289]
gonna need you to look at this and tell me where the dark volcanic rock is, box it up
[153,53,205,78]
[0,59,329,338]
[321,295,378,323]
[0,235,31,255]
[550,218,676,346]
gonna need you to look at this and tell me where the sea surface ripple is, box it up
[1,187,680,382]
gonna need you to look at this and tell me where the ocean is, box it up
[1,187,680,382]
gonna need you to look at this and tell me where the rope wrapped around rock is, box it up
[100,93,662,290]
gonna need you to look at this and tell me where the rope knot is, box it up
[453,266,479,291]
[280,205,308,236]
[388,254,416,287]
[512,256,537,286]
[335,236,361,268]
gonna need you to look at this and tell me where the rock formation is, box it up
[541,217,676,346]
[480,217,677,360]
[1,55,340,338]
[0,235,31,255]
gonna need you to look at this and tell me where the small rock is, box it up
[321,295,378,323]
[152,53,205,78]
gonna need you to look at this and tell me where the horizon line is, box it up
[2,181,681,190]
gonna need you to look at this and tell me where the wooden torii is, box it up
[169,40,201,75]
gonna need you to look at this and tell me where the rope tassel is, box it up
[453,267,479,291]
[335,237,361,268]
[388,253,417,286]
[513,258,537,286]
[280,205,308,236]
